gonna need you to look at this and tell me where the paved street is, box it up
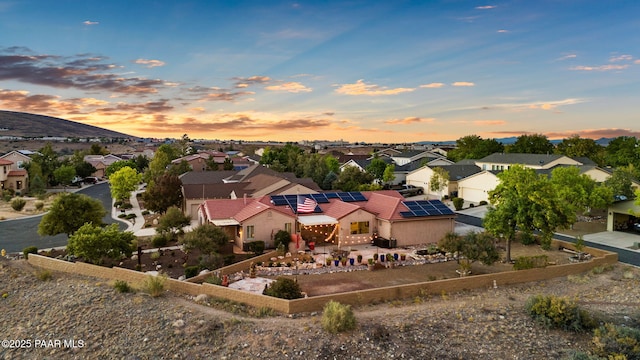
[0,182,124,253]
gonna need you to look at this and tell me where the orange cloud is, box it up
[452,81,475,87]
[265,82,312,93]
[384,117,435,125]
[334,79,414,96]
[473,120,505,126]
[420,83,445,88]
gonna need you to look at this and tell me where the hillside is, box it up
[0,111,133,139]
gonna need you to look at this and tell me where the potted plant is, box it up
[367,258,375,271]
[325,257,332,266]
[373,253,379,262]
[334,258,340,267]
[386,253,395,268]
[400,253,406,261]
[393,253,399,261]
[340,257,348,266]
[349,257,355,266]
[357,254,363,264]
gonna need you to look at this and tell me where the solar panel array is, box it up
[271,192,367,207]
[400,200,455,218]
[269,194,322,213]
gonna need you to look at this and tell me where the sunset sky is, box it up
[1,1,639,143]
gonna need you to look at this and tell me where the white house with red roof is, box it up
[198,190,456,251]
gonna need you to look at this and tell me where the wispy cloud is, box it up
[497,29,509,33]
[570,64,629,71]
[334,79,414,96]
[233,76,271,88]
[420,83,445,88]
[476,5,496,10]
[452,81,475,87]
[83,20,99,26]
[609,54,633,62]
[473,120,505,126]
[186,86,254,102]
[265,82,312,93]
[134,59,166,68]
[557,54,577,61]
[384,117,434,125]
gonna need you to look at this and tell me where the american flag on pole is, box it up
[296,195,317,214]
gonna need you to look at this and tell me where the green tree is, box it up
[89,143,108,155]
[38,193,106,236]
[605,166,637,198]
[67,223,134,264]
[133,155,150,173]
[430,167,449,197]
[222,157,234,170]
[75,161,97,178]
[182,223,229,255]
[550,166,613,214]
[448,135,505,162]
[109,166,142,202]
[53,164,76,190]
[322,171,338,190]
[31,143,60,186]
[324,155,340,174]
[25,161,46,195]
[604,136,640,168]
[157,206,191,240]
[555,135,605,166]
[438,231,500,269]
[105,160,137,178]
[142,173,183,214]
[145,150,171,182]
[382,164,396,184]
[507,134,554,154]
[167,159,192,176]
[483,165,574,261]
[332,166,374,191]
[366,157,388,182]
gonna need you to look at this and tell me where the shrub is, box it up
[525,294,594,332]
[35,269,52,281]
[184,265,200,278]
[114,280,132,293]
[274,230,291,250]
[263,277,303,299]
[113,200,123,208]
[247,241,265,255]
[22,246,38,259]
[223,254,236,266]
[204,274,222,285]
[142,274,166,297]
[452,197,464,210]
[479,200,488,206]
[520,231,537,245]
[10,197,26,211]
[592,323,640,359]
[121,203,133,210]
[513,255,548,270]
[141,210,150,215]
[34,201,44,211]
[321,300,357,334]
[151,234,169,248]
[150,251,160,260]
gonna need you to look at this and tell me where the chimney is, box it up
[243,193,247,205]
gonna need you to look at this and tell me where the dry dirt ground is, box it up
[2,256,639,359]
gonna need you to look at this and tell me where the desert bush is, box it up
[519,231,537,245]
[204,274,222,285]
[479,200,488,206]
[592,323,640,359]
[120,202,133,210]
[35,269,52,281]
[10,197,26,211]
[113,280,132,293]
[22,246,38,259]
[141,210,150,215]
[513,255,548,270]
[150,251,160,260]
[141,274,166,297]
[452,197,464,210]
[151,233,169,248]
[263,277,303,299]
[321,300,357,334]
[34,201,44,211]
[525,294,594,332]
[113,200,123,208]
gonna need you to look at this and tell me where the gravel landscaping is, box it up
[2,255,640,359]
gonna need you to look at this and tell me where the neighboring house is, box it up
[0,150,32,170]
[198,190,456,250]
[390,150,445,166]
[171,151,228,172]
[456,171,501,204]
[475,153,581,171]
[84,154,123,178]
[0,158,29,195]
[406,164,482,199]
[179,167,322,218]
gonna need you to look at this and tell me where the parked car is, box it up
[83,177,99,184]
[71,176,83,187]
[634,222,640,233]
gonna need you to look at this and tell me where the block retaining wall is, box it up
[27,240,617,314]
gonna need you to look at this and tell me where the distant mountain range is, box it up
[419,136,615,146]
[0,111,133,139]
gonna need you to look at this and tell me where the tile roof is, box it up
[179,171,238,185]
[182,183,249,199]
[477,153,570,166]
[8,169,27,176]
[361,191,406,220]
[0,159,13,165]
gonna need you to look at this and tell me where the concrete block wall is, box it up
[27,239,618,315]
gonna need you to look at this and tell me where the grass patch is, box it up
[35,269,52,281]
[321,300,357,334]
[141,274,166,297]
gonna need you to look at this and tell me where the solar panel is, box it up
[309,193,330,203]
[325,192,339,198]
[351,192,367,201]
[400,199,455,218]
